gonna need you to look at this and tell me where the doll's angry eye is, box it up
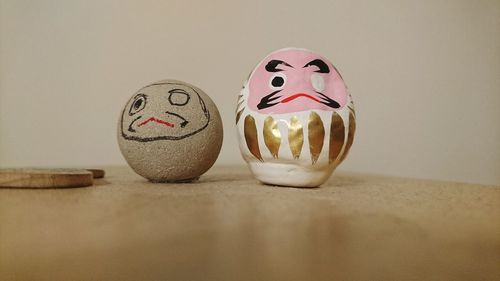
[129,94,147,115]
[269,73,286,90]
[168,89,190,106]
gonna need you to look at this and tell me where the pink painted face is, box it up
[247,49,348,114]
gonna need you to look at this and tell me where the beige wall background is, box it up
[1,0,499,185]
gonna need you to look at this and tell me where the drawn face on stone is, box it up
[247,48,348,114]
[120,81,210,142]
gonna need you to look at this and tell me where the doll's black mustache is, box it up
[257,90,340,110]
[316,92,340,108]
[257,90,282,110]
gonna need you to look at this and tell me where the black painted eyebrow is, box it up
[303,59,330,73]
[265,60,293,72]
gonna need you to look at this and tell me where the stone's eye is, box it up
[129,94,147,115]
[311,73,325,92]
[168,89,190,106]
[269,73,286,90]
[133,99,143,109]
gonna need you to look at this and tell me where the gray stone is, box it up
[118,79,223,182]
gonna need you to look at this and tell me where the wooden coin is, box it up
[0,168,94,188]
[86,169,105,179]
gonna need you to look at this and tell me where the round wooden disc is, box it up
[86,169,105,179]
[0,168,94,188]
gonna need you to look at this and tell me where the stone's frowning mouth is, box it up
[281,93,321,103]
[128,112,189,133]
[138,117,174,128]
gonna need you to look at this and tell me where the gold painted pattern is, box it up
[339,111,356,163]
[329,112,345,163]
[308,111,325,164]
[288,116,304,160]
[263,116,281,158]
[244,115,263,161]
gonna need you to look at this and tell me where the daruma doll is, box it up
[236,48,355,187]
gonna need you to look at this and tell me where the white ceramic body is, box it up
[236,48,356,187]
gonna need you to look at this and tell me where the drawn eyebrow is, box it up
[303,59,330,73]
[168,88,189,95]
[265,60,293,72]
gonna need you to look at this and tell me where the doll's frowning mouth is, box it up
[281,93,321,103]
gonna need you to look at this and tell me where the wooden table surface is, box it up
[0,166,499,281]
